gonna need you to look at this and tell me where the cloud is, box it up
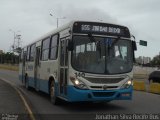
[0,0,160,58]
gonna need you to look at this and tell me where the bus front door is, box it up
[59,38,69,96]
[34,47,40,90]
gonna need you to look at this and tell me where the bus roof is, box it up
[22,20,130,48]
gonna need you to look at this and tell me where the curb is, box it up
[149,83,160,94]
[133,80,160,94]
[133,81,146,91]
[0,78,36,120]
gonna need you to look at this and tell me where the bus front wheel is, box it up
[50,80,60,105]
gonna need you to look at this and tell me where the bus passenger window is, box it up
[65,40,68,66]
[60,41,65,66]
[19,51,23,62]
[27,46,30,61]
[50,35,58,60]
[30,44,36,61]
[41,38,50,61]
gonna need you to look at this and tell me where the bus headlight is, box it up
[70,77,88,90]
[121,80,133,89]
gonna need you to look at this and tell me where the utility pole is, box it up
[15,34,22,53]
[9,29,16,51]
[9,29,22,54]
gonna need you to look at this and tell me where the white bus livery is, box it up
[19,21,137,104]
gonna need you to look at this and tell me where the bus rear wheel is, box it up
[50,80,60,105]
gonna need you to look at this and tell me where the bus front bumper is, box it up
[66,86,133,102]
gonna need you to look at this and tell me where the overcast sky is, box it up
[0,0,160,58]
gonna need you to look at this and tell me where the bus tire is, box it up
[50,80,60,105]
[25,75,30,90]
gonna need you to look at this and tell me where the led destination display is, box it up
[73,22,130,38]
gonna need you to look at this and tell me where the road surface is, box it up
[0,69,160,120]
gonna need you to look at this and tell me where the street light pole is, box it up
[49,13,66,28]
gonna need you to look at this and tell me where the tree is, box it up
[150,55,160,67]
[0,52,19,64]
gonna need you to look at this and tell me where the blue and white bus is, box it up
[19,21,137,104]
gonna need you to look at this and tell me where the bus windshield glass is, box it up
[71,35,133,74]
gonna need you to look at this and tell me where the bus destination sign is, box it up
[73,22,130,38]
[81,25,120,34]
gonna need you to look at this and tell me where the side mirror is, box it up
[132,41,137,51]
[68,40,74,51]
[132,41,137,63]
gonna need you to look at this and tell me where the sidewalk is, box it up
[0,79,30,120]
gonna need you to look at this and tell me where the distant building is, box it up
[136,56,143,64]
[136,56,151,64]
[0,50,3,54]
[143,57,151,64]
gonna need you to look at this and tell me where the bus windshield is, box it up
[71,35,133,74]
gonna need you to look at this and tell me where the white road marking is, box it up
[0,77,36,120]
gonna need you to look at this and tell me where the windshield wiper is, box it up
[88,33,95,42]
[109,36,121,49]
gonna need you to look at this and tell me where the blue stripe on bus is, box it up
[66,86,133,102]
[19,74,132,102]
[19,74,60,96]
[19,74,50,94]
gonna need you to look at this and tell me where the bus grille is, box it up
[90,86,118,89]
[92,92,115,97]
[85,77,124,84]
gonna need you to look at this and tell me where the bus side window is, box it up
[65,40,68,66]
[50,35,58,60]
[19,50,23,62]
[27,46,31,61]
[41,37,50,61]
[60,40,65,66]
[30,44,36,61]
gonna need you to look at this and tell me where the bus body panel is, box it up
[19,20,134,103]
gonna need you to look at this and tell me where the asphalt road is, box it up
[0,69,160,120]
[0,79,31,120]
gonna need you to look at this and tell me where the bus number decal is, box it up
[75,72,85,78]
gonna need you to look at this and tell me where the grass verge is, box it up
[0,64,19,71]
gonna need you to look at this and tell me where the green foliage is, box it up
[0,52,19,64]
[150,55,160,67]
